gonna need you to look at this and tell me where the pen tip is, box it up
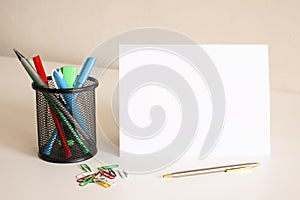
[163,174,172,178]
[13,49,24,61]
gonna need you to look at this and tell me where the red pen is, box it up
[33,55,72,158]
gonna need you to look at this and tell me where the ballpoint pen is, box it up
[13,49,90,154]
[32,55,72,158]
[162,162,260,178]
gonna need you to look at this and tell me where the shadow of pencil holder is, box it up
[32,76,99,163]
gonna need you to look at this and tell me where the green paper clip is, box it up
[98,164,119,170]
[81,164,92,172]
[79,175,94,187]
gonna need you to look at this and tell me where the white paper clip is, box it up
[116,169,128,179]
[76,171,94,179]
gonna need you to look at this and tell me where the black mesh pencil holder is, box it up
[32,77,99,163]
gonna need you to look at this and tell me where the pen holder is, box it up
[32,77,99,163]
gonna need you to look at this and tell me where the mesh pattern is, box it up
[33,77,98,163]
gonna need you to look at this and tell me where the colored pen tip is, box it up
[13,49,25,61]
[163,174,172,178]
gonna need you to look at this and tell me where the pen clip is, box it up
[225,166,254,173]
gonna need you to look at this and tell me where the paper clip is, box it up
[95,177,115,185]
[78,175,94,187]
[108,168,117,177]
[116,169,128,179]
[98,164,119,170]
[76,171,95,179]
[81,164,92,172]
[93,178,111,188]
[77,175,91,183]
[95,169,116,179]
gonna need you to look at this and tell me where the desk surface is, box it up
[1,56,299,199]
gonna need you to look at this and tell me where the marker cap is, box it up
[61,66,78,88]
[74,57,96,88]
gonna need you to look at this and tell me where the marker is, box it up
[33,55,72,158]
[52,69,91,136]
[74,57,96,88]
[52,69,71,88]
[43,129,57,156]
[32,56,48,83]
[61,66,78,88]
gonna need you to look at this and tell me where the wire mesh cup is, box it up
[32,77,99,163]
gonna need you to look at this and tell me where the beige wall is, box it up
[0,0,299,92]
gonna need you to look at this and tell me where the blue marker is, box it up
[44,129,57,155]
[52,69,91,136]
[53,69,70,88]
[74,57,96,88]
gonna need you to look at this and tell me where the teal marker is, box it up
[61,66,78,88]
[53,69,91,136]
[74,57,96,88]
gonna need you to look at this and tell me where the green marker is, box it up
[61,66,78,88]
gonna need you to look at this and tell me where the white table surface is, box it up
[1,56,299,199]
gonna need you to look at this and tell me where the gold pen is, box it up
[163,162,260,178]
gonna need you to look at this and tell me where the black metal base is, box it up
[38,149,97,164]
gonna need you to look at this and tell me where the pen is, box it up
[74,57,96,88]
[33,55,72,158]
[14,49,90,154]
[162,162,260,178]
[14,50,48,87]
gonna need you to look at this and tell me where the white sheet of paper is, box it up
[119,45,270,158]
